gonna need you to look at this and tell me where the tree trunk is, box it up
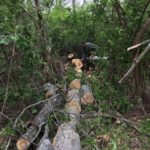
[16,83,63,150]
[114,0,126,28]
[37,125,54,150]
[53,80,81,150]
[133,17,150,100]
[53,123,81,150]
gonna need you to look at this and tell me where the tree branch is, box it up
[127,39,150,51]
[114,0,126,28]
[119,44,150,83]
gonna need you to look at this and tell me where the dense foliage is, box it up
[0,0,150,149]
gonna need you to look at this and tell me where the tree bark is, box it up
[80,85,94,105]
[134,17,150,45]
[69,79,81,89]
[134,0,150,39]
[53,80,81,150]
[53,123,81,150]
[133,16,150,98]
[114,0,126,28]
[66,88,81,125]
[16,83,63,150]
[37,124,54,150]
[127,39,150,51]
[119,44,150,83]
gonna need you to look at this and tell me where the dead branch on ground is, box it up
[16,83,64,150]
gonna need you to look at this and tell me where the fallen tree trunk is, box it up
[16,80,95,150]
[53,79,81,150]
[66,88,81,125]
[37,124,54,150]
[16,83,63,150]
[53,123,81,150]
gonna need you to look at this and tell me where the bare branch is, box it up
[114,0,126,28]
[37,124,54,150]
[0,112,13,125]
[14,94,59,128]
[119,44,150,83]
[5,137,12,150]
[127,39,150,51]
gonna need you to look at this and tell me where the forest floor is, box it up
[0,98,150,150]
[0,69,150,150]
[78,104,150,150]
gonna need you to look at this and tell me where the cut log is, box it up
[66,89,80,103]
[33,84,61,127]
[72,59,83,70]
[80,85,94,105]
[16,138,30,150]
[37,124,54,150]
[53,123,81,150]
[66,89,81,125]
[37,139,53,150]
[16,123,39,150]
[16,83,63,150]
[69,79,81,89]
[65,100,81,126]
[53,80,82,150]
[44,83,58,98]
[65,100,81,115]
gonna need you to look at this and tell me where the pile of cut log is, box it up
[16,79,94,150]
